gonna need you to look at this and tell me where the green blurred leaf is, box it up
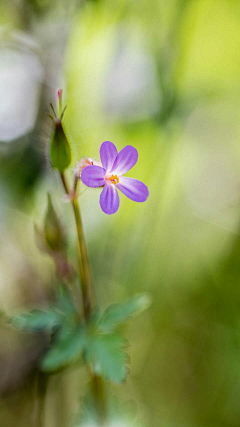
[98,294,151,332]
[57,285,76,316]
[11,308,62,331]
[40,325,87,372]
[40,321,130,379]
[10,286,77,333]
[50,121,71,171]
[76,388,142,427]
[85,332,129,383]
[77,391,98,425]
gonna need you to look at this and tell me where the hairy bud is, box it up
[44,193,65,251]
[50,120,71,171]
[48,90,71,171]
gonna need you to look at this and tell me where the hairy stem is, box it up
[60,172,93,318]
[72,196,93,319]
[59,171,107,425]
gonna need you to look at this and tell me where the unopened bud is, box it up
[73,157,102,178]
[48,90,71,172]
[50,120,71,172]
[44,194,65,251]
[74,157,94,178]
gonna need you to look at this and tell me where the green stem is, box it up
[60,172,93,319]
[59,171,107,424]
[72,197,93,319]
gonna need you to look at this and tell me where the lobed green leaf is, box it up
[40,325,87,372]
[85,332,129,383]
[99,294,151,332]
[10,287,76,333]
[12,293,146,381]
[57,285,76,316]
[11,309,62,331]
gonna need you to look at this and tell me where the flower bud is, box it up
[44,194,65,251]
[73,157,102,178]
[50,120,71,172]
[73,157,94,178]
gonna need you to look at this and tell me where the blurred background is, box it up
[1,0,240,426]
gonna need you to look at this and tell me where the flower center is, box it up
[108,174,119,185]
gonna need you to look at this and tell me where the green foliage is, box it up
[50,121,71,171]
[40,324,86,372]
[77,391,98,425]
[11,308,62,331]
[40,319,129,381]
[58,286,76,316]
[76,391,145,427]
[44,193,65,251]
[10,293,150,381]
[84,331,129,383]
[10,286,75,333]
[98,294,151,332]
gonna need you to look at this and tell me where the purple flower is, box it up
[81,141,149,214]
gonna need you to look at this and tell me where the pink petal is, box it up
[111,145,138,176]
[81,165,106,188]
[100,184,120,214]
[100,141,118,171]
[116,177,149,202]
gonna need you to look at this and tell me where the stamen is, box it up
[109,174,119,184]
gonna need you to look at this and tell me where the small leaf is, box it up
[50,121,71,171]
[10,286,77,334]
[99,294,151,332]
[40,325,87,372]
[85,333,129,383]
[75,392,143,427]
[58,286,76,316]
[11,309,62,331]
[77,392,98,425]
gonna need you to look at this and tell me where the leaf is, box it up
[77,392,98,425]
[10,286,78,333]
[38,309,130,380]
[57,285,76,316]
[11,309,62,331]
[85,332,129,383]
[40,325,87,372]
[75,392,142,427]
[99,294,151,332]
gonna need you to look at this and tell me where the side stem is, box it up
[33,372,48,427]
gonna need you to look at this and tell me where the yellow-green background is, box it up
[1,0,240,426]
